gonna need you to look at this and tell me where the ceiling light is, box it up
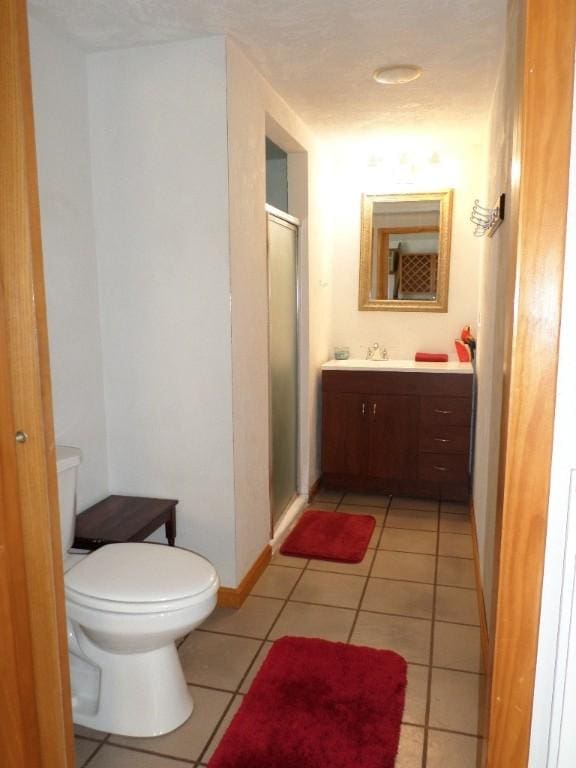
[372,65,423,85]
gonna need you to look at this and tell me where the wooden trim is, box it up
[487,1,576,766]
[470,501,490,676]
[308,476,321,502]
[0,1,74,765]
[217,545,272,608]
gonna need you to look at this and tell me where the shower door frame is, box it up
[265,204,302,534]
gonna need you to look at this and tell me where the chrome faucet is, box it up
[366,343,388,361]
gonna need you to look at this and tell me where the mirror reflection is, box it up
[359,190,453,312]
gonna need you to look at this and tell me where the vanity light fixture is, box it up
[372,65,423,85]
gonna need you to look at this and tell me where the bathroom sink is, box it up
[321,359,473,374]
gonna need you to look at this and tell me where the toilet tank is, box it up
[56,446,82,555]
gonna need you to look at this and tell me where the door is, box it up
[267,209,299,527]
[322,392,367,477]
[0,0,74,764]
[368,395,419,481]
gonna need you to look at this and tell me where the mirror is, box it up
[358,190,453,312]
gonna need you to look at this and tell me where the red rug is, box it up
[207,636,407,768]
[279,509,376,563]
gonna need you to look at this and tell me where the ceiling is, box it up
[28,0,506,138]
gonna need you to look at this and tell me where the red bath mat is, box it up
[280,509,375,562]
[207,636,407,768]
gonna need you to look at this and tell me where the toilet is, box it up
[57,446,219,737]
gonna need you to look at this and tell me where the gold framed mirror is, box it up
[358,190,453,312]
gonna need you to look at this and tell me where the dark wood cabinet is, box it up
[321,370,473,501]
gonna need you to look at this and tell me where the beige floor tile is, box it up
[434,621,483,672]
[386,508,438,532]
[391,496,439,512]
[110,686,231,761]
[74,724,108,740]
[307,547,375,577]
[199,596,283,639]
[306,501,338,511]
[313,488,344,503]
[403,664,429,725]
[372,550,436,583]
[427,730,481,768]
[337,504,387,525]
[88,744,191,767]
[362,578,434,619]
[350,611,431,664]
[429,668,483,734]
[179,631,261,690]
[270,551,308,568]
[368,526,382,548]
[396,725,425,768]
[75,738,100,767]
[290,570,366,609]
[342,491,390,507]
[201,694,244,763]
[250,565,302,598]
[379,528,437,554]
[269,601,356,642]
[437,556,476,588]
[441,501,470,515]
[239,641,273,693]
[439,532,474,558]
[440,512,472,533]
[436,586,480,625]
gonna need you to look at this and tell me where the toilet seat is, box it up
[65,542,218,614]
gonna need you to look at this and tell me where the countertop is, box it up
[321,359,473,374]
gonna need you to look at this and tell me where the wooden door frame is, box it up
[486,1,576,766]
[0,0,74,765]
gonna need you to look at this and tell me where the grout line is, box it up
[344,496,390,644]
[421,497,441,768]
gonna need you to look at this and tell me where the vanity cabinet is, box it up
[321,370,473,501]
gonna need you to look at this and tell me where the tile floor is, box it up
[74,492,486,767]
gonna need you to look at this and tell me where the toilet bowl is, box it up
[57,447,220,736]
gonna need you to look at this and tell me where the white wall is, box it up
[328,134,485,360]
[87,38,237,585]
[226,39,332,578]
[29,18,109,510]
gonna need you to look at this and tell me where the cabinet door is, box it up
[368,395,419,481]
[322,392,367,476]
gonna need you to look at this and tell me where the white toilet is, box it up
[57,446,220,737]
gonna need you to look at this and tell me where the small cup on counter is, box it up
[334,346,350,360]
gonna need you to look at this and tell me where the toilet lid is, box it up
[64,543,218,604]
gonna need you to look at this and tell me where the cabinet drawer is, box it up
[420,397,471,426]
[418,453,469,484]
[419,425,470,454]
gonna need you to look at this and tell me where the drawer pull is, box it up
[372,403,377,416]
[362,402,366,415]
[433,438,451,443]
[433,465,447,472]
[434,409,453,415]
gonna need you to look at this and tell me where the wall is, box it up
[473,0,520,626]
[226,39,332,578]
[29,18,109,509]
[87,38,237,585]
[328,134,485,360]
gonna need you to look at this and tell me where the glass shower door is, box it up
[267,210,299,528]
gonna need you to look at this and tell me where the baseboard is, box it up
[470,500,490,674]
[308,476,321,502]
[217,544,272,608]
